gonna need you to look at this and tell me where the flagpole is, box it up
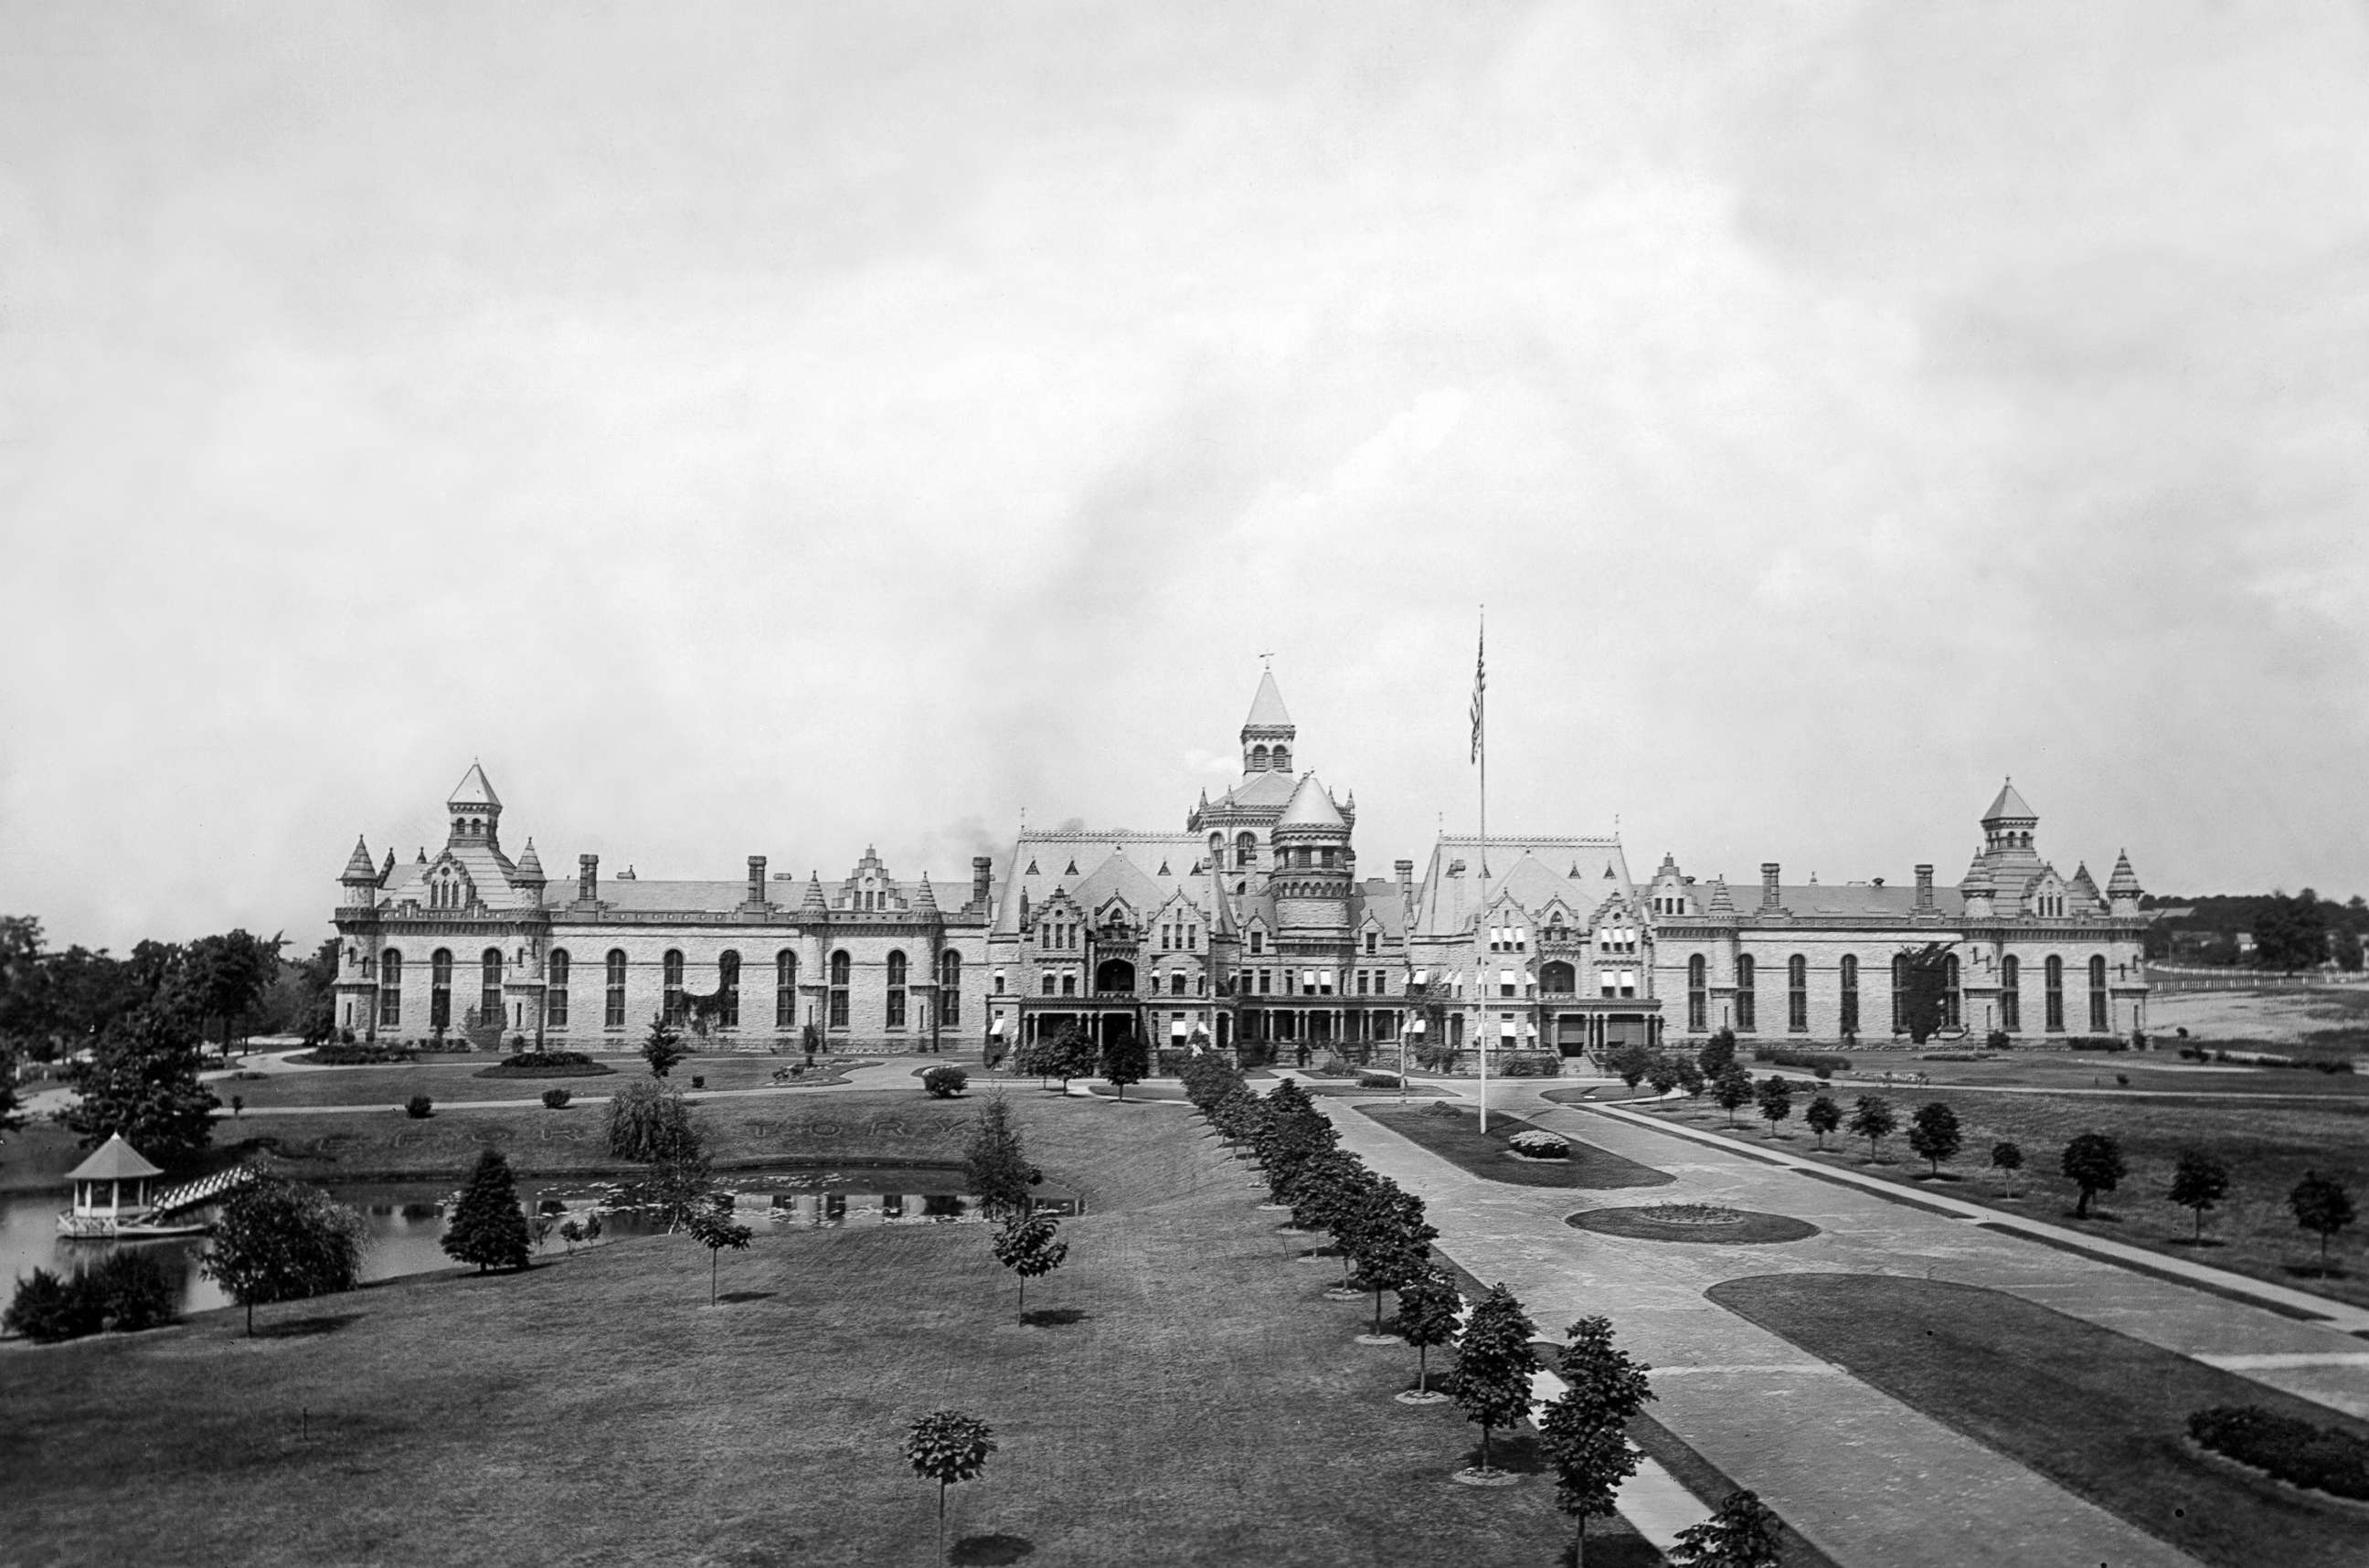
[1475,609,1489,1135]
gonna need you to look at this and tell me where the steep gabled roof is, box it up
[449,763,501,809]
[1244,669,1292,729]
[1982,779,2034,822]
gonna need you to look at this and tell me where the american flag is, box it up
[1469,623,1485,764]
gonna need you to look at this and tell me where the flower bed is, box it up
[1506,1129,1567,1160]
[2188,1406,2369,1501]
[473,1051,618,1080]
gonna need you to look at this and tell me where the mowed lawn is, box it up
[210,1050,883,1110]
[1,1097,1659,1568]
[1643,1086,2369,1305]
[1708,1274,2369,1568]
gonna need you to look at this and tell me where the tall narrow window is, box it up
[776,950,797,1029]
[1788,955,1808,1032]
[547,949,569,1029]
[379,948,403,1028]
[2088,955,2109,1033]
[939,950,961,1024]
[605,949,627,1027]
[1687,954,1706,1032]
[887,950,908,1028]
[1237,832,1257,870]
[480,948,504,1030]
[1840,955,1859,1036]
[663,949,685,1025]
[1736,955,1758,1033]
[1892,954,1907,1033]
[829,950,850,1029]
[1944,953,1961,1031]
[2045,955,2065,1032]
[2001,956,2021,1033]
[717,951,740,1029]
[431,948,452,1029]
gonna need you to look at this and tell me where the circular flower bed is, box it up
[1566,1204,1819,1245]
[1507,1129,1569,1160]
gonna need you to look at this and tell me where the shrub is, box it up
[405,1095,433,1118]
[302,1041,417,1065]
[2188,1405,2369,1500]
[1751,1048,1852,1074]
[1508,1129,1568,1160]
[502,1050,596,1070]
[1985,1029,2012,1052]
[2067,1037,2130,1053]
[542,1086,572,1109]
[1497,1052,1560,1078]
[5,1267,101,1341]
[1359,1072,1402,1089]
[922,1065,970,1098]
[607,1078,697,1163]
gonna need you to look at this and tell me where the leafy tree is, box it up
[201,1172,367,1335]
[2289,1171,2357,1274]
[1712,1063,1753,1128]
[991,1211,1068,1319]
[2167,1150,2232,1243]
[1609,1042,1655,1092]
[2332,927,2364,974]
[921,1065,969,1098]
[179,929,286,1058]
[1803,1094,1841,1150]
[1674,1058,1705,1098]
[903,1410,996,1565]
[1100,1026,1149,1099]
[1990,1140,2024,1197]
[1253,1080,1339,1203]
[1340,1178,1437,1332]
[1896,941,1957,1045]
[442,1149,532,1273]
[1668,1489,1784,1568]
[1538,1315,1656,1567]
[1283,1149,1374,1240]
[963,1093,1036,1219]
[59,1008,219,1165]
[1696,1028,1737,1079]
[686,1193,755,1305]
[0,1039,22,1155]
[799,1020,823,1065]
[1053,1026,1100,1088]
[1847,1095,1896,1160]
[2060,1131,2126,1220]
[1645,1055,1682,1096]
[606,1078,697,1163]
[1907,1102,1962,1176]
[1395,1268,1461,1399]
[641,1012,690,1077]
[2254,889,2331,971]
[1754,1075,1793,1138]
[1449,1282,1537,1476]
[645,1139,717,1233]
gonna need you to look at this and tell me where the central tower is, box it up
[1240,667,1294,774]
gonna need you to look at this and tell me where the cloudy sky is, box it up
[5,2,2366,952]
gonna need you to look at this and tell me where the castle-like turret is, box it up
[447,762,503,850]
[1241,669,1295,775]
[1270,772,1354,941]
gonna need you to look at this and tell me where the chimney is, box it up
[579,854,599,906]
[972,856,993,908]
[747,855,767,907]
[1396,859,1415,888]
[1915,864,1935,911]
[1760,863,1781,910]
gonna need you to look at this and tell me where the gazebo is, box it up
[65,1133,164,1225]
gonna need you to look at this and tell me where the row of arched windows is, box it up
[1681,950,2112,1036]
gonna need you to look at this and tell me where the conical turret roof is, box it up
[1960,848,1992,891]
[1705,877,1737,916]
[1275,773,1347,832]
[342,835,377,882]
[801,873,829,915]
[2107,851,2143,897]
[1982,779,2034,822]
[1244,668,1292,729]
[515,839,546,882]
[912,874,938,912]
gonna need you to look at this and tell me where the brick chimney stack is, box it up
[1760,863,1781,910]
[972,856,993,908]
[747,855,768,907]
[1915,864,1935,911]
[579,854,599,906]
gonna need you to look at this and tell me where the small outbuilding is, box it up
[65,1133,164,1223]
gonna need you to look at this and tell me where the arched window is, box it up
[1687,954,1707,1032]
[1788,955,1809,1032]
[378,948,402,1028]
[2045,955,2065,1032]
[2001,955,2022,1033]
[1840,955,1859,1036]
[939,950,961,1025]
[829,950,850,1029]
[1251,744,1269,770]
[1541,960,1576,995]
[1237,831,1258,870]
[431,948,452,1030]
[887,950,908,1029]
[663,949,685,1025]
[1944,953,1962,1030]
[604,949,627,1028]
[776,950,798,1030]
[481,948,504,1032]
[718,951,740,1029]
[1735,954,1758,1032]
[546,948,569,1029]
[1892,954,1907,1033]
[2088,955,2109,1034]
[1272,747,1291,772]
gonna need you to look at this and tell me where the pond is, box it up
[1,1166,1079,1318]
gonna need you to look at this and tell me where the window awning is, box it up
[1170,1021,1188,1038]
[1411,969,1428,985]
[1499,969,1518,986]
[1302,969,1317,990]
[1499,1021,1518,1038]
[1409,1018,1428,1034]
[989,1017,1007,1035]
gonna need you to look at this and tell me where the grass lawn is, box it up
[3,1096,1662,1567]
[1360,1104,1673,1190]
[1640,1088,2369,1306]
[208,1051,882,1110]
[1706,1274,2369,1568]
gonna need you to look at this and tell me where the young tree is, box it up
[1645,1055,1682,1097]
[799,1020,823,1065]
[606,1078,697,1163]
[991,1211,1068,1319]
[1668,1489,1785,1568]
[1449,1282,1537,1477]
[1055,1027,1101,1088]
[200,1173,367,1335]
[686,1193,755,1305]
[2289,1170,2357,1274]
[1803,1094,1841,1150]
[1538,1315,1656,1567]
[963,1094,1037,1219]
[1284,1149,1374,1240]
[1896,941,1957,1045]
[1754,1075,1793,1138]
[2166,1150,2232,1243]
[646,1137,717,1233]
[1907,1102,1963,1177]
[903,1409,996,1565]
[1395,1268,1461,1401]
[1341,1179,1437,1331]
[441,1149,532,1273]
[2060,1131,2127,1220]
[1712,1063,1754,1128]
[1696,1028,1737,1079]
[1847,1096,1897,1161]
[1674,1058,1706,1098]
[1990,1140,2024,1197]
[641,1012,690,1077]
[1100,1026,1149,1099]
[1609,1042,1655,1093]
[59,1008,219,1165]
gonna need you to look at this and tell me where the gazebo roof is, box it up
[67,1133,164,1181]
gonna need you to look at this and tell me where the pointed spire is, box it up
[2107,850,2143,897]
[341,835,377,883]
[912,874,938,912]
[1244,667,1292,729]
[447,762,501,809]
[1706,877,1737,916]
[1960,846,1992,891]
[515,838,545,883]
[802,872,829,916]
[1982,778,2035,823]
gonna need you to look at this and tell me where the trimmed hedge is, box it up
[1752,1047,1853,1073]
[298,1043,417,1066]
[474,1051,617,1080]
[2188,1405,2369,1500]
